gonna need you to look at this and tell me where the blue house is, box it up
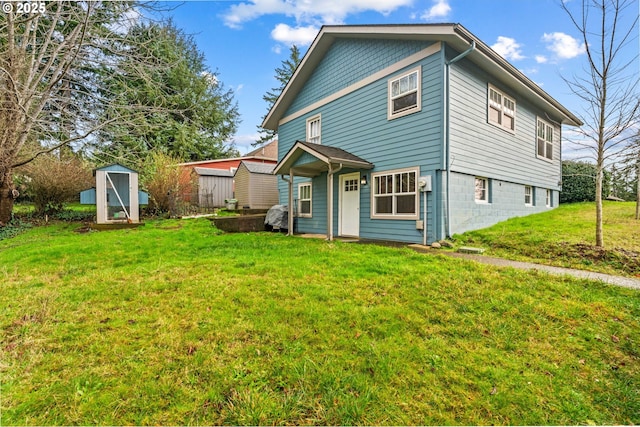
[263,24,582,244]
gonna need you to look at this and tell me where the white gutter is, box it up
[444,40,475,238]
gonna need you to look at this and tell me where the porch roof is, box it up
[273,140,374,177]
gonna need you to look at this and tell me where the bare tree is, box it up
[560,0,640,247]
[0,1,172,225]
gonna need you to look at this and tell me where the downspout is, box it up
[327,163,343,241]
[281,172,294,235]
[444,40,475,238]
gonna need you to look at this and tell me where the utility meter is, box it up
[418,176,432,192]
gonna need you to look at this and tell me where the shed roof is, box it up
[193,167,234,177]
[240,161,276,175]
[262,24,582,130]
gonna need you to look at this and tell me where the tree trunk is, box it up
[0,171,16,226]
[636,159,640,220]
[595,156,604,247]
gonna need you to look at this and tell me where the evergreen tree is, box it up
[255,45,302,146]
[95,21,240,167]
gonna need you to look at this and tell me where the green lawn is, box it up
[454,201,640,277]
[1,217,638,425]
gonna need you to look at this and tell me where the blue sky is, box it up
[161,0,639,156]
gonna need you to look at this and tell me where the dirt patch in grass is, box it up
[492,240,640,276]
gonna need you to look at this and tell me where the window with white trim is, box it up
[372,167,419,219]
[388,68,421,119]
[546,189,552,207]
[475,177,489,203]
[537,117,554,160]
[488,85,516,132]
[306,115,321,145]
[525,185,533,206]
[298,183,312,217]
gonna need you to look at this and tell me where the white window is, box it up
[537,118,554,161]
[525,185,533,206]
[488,85,516,132]
[306,115,321,145]
[475,177,489,203]
[372,167,419,219]
[298,183,312,217]
[546,189,552,207]
[388,68,421,119]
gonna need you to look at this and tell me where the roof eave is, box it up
[264,24,583,130]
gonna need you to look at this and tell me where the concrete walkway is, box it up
[442,252,640,291]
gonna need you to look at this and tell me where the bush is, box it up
[19,154,93,216]
[140,152,193,216]
[561,160,610,204]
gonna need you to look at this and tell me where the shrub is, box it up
[561,160,610,204]
[19,154,93,216]
[140,152,193,216]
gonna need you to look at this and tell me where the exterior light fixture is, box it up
[360,174,368,186]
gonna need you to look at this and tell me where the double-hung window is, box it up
[537,118,554,160]
[307,115,321,144]
[488,85,516,132]
[372,167,419,219]
[475,177,489,203]
[525,185,533,206]
[388,67,421,119]
[298,183,312,217]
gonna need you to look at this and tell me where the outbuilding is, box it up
[233,161,278,210]
[80,163,148,224]
[192,167,234,208]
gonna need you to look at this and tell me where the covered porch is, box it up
[273,140,373,241]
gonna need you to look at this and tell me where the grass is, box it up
[1,217,639,425]
[454,201,640,277]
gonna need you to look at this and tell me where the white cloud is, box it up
[222,0,413,29]
[535,55,548,64]
[542,32,586,59]
[491,36,525,61]
[231,133,262,154]
[271,24,318,47]
[421,0,451,20]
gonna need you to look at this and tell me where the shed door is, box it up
[339,172,360,237]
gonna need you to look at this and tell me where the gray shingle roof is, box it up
[241,162,275,175]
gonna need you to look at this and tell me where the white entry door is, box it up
[339,172,360,237]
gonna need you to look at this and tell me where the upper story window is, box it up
[298,183,312,217]
[388,67,421,119]
[537,117,554,161]
[307,115,321,145]
[372,167,419,219]
[488,85,516,132]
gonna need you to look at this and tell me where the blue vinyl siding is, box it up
[287,39,431,115]
[278,40,445,243]
[447,55,562,191]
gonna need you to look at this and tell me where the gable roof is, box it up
[274,140,373,177]
[239,161,276,175]
[262,24,582,130]
[245,139,278,159]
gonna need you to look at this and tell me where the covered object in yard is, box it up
[193,167,233,208]
[233,161,278,209]
[264,204,289,231]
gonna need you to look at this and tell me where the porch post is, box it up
[327,165,333,241]
[288,169,294,235]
